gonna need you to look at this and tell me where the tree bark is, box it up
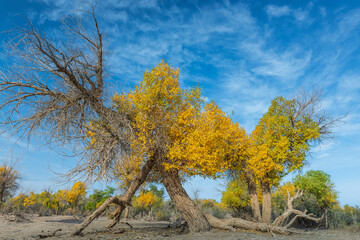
[123,206,130,219]
[245,174,261,221]
[72,157,155,235]
[261,183,272,224]
[160,168,211,232]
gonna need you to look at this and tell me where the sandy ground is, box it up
[0,214,359,240]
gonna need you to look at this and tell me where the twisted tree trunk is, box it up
[160,167,211,232]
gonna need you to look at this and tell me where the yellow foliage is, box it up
[247,97,320,187]
[65,181,87,208]
[272,182,297,199]
[110,61,248,180]
[23,192,38,207]
[133,191,156,210]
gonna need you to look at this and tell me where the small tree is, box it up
[294,170,338,228]
[234,92,338,223]
[85,186,115,211]
[221,179,250,216]
[133,190,156,218]
[65,181,87,213]
[0,161,20,206]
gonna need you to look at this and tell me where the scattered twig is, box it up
[33,228,62,239]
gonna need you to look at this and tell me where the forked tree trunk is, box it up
[261,183,272,224]
[72,157,155,235]
[160,168,211,232]
[245,174,261,221]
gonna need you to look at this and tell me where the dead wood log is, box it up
[273,189,323,228]
[204,214,299,235]
[33,229,62,239]
[72,197,127,236]
[72,156,156,236]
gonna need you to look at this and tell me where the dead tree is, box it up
[273,189,323,228]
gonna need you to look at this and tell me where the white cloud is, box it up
[265,5,291,17]
[241,41,312,80]
[265,4,312,24]
[322,9,360,43]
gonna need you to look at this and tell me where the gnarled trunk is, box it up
[160,168,211,232]
[72,157,155,235]
[261,183,272,224]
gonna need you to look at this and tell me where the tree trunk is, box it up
[325,208,328,228]
[123,206,130,219]
[160,168,211,232]
[261,183,272,224]
[0,184,5,205]
[72,157,155,235]
[245,175,261,221]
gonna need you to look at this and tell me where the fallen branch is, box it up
[72,156,156,236]
[204,214,300,235]
[285,212,324,228]
[72,196,127,236]
[273,189,323,228]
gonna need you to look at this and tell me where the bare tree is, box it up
[0,1,156,231]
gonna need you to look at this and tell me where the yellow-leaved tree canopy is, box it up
[231,94,335,224]
[85,61,248,232]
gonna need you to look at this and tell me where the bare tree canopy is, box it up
[0,3,131,181]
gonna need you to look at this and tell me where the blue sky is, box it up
[0,0,359,206]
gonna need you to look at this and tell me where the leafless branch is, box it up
[0,3,132,181]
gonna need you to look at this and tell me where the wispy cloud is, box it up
[265,5,291,17]
[2,0,360,205]
[265,4,313,23]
